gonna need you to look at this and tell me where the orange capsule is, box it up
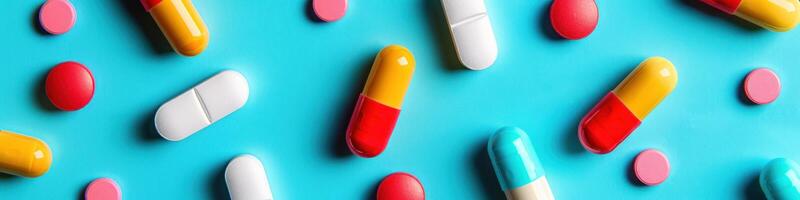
[0,130,52,177]
[140,0,209,56]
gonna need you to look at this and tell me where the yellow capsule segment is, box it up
[0,131,52,177]
[736,0,800,32]
[612,57,678,120]
[148,0,209,56]
[362,45,416,109]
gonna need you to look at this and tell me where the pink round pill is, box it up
[744,68,781,105]
[633,149,670,186]
[312,0,347,22]
[85,178,121,200]
[39,0,76,35]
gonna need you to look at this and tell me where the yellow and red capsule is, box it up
[579,57,677,154]
[140,0,209,56]
[702,0,800,32]
[346,45,415,158]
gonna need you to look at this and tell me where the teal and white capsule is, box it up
[488,127,555,200]
[760,158,800,200]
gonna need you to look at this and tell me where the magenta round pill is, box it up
[744,68,781,105]
[85,178,121,200]
[312,0,347,22]
[39,0,76,35]
[634,149,670,186]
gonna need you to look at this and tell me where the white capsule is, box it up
[225,154,273,200]
[441,0,498,70]
[154,70,249,141]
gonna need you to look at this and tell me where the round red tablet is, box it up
[85,178,121,200]
[550,0,598,40]
[39,0,76,35]
[634,149,670,186]
[45,61,94,111]
[744,68,781,105]
[313,0,347,22]
[377,172,425,200]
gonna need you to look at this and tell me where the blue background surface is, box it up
[2,0,799,199]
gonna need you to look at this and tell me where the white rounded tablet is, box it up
[225,154,273,200]
[441,0,498,70]
[154,70,249,141]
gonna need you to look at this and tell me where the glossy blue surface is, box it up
[2,0,800,199]
[489,127,545,191]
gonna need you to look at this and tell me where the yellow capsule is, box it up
[702,0,800,32]
[361,45,416,109]
[142,0,209,56]
[612,57,678,120]
[0,131,52,177]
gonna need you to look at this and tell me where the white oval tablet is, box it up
[441,0,498,70]
[225,154,273,200]
[154,70,249,141]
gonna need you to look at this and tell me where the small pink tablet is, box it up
[744,68,781,105]
[634,149,670,186]
[39,0,76,35]
[312,0,347,22]
[85,178,121,200]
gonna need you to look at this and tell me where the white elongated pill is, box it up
[154,70,249,141]
[441,0,498,70]
[225,154,273,200]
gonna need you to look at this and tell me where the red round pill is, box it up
[744,68,781,105]
[45,61,95,111]
[550,0,599,40]
[377,172,425,200]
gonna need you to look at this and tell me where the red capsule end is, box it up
[140,0,163,11]
[578,92,641,154]
[700,0,742,14]
[346,95,400,158]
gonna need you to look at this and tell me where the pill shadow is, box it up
[737,74,758,106]
[208,162,231,200]
[32,69,60,112]
[536,2,564,41]
[742,171,767,200]
[626,155,647,187]
[304,0,325,23]
[137,106,163,143]
[561,106,588,155]
[471,139,506,199]
[326,55,373,159]
[30,6,50,36]
[76,182,87,200]
[677,0,762,32]
[421,0,466,72]
[115,0,173,55]
[366,176,381,200]
[0,173,14,181]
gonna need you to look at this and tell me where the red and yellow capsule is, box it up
[346,45,415,158]
[0,130,52,177]
[140,0,209,56]
[579,57,677,154]
[702,0,800,32]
